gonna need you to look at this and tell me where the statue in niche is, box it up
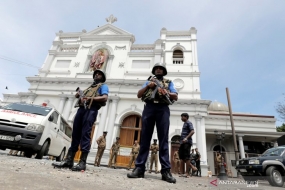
[89,48,109,72]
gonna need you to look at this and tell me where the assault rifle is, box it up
[74,87,87,109]
[147,76,173,105]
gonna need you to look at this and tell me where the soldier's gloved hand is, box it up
[147,81,156,89]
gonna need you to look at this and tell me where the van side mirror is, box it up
[48,115,54,122]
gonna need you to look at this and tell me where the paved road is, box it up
[0,150,283,190]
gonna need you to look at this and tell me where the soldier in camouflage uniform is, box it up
[108,137,120,169]
[127,140,140,170]
[173,150,181,174]
[95,131,107,167]
[149,139,159,173]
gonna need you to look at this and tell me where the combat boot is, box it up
[127,167,144,178]
[52,150,76,169]
[161,169,176,183]
[71,152,88,171]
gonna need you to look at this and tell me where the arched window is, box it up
[172,50,184,64]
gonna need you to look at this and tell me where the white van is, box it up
[0,102,72,161]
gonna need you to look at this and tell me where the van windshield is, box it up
[2,102,52,116]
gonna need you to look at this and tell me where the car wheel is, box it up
[56,148,65,162]
[35,141,50,159]
[266,166,284,187]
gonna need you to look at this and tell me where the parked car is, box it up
[0,102,72,161]
[236,146,285,187]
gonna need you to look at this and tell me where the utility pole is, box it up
[226,88,240,175]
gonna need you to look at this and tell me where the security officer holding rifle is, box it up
[127,62,178,183]
[52,69,109,171]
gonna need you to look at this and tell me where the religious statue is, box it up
[89,48,109,72]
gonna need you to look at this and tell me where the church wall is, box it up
[205,115,276,133]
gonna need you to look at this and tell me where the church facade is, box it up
[2,16,281,177]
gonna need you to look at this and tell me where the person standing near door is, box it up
[189,149,196,176]
[216,152,222,175]
[127,140,140,170]
[108,137,120,169]
[52,69,109,171]
[173,150,181,174]
[149,139,159,173]
[94,131,107,167]
[127,63,178,183]
[195,148,201,177]
[179,113,197,178]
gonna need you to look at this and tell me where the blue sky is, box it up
[0,0,285,126]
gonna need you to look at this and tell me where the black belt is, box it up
[80,103,101,108]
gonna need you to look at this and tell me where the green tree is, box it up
[277,123,285,132]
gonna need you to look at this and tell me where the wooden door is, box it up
[116,115,142,168]
[170,143,179,173]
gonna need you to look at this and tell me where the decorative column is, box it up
[195,114,203,155]
[238,135,245,159]
[194,114,208,176]
[94,100,110,147]
[195,115,207,163]
[105,55,114,77]
[190,27,198,66]
[195,114,208,176]
[106,97,120,150]
[154,39,162,64]
[62,95,75,120]
[57,95,67,114]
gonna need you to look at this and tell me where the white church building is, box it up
[1,15,282,177]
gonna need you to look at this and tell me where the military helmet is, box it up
[93,69,106,83]
[152,63,167,76]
